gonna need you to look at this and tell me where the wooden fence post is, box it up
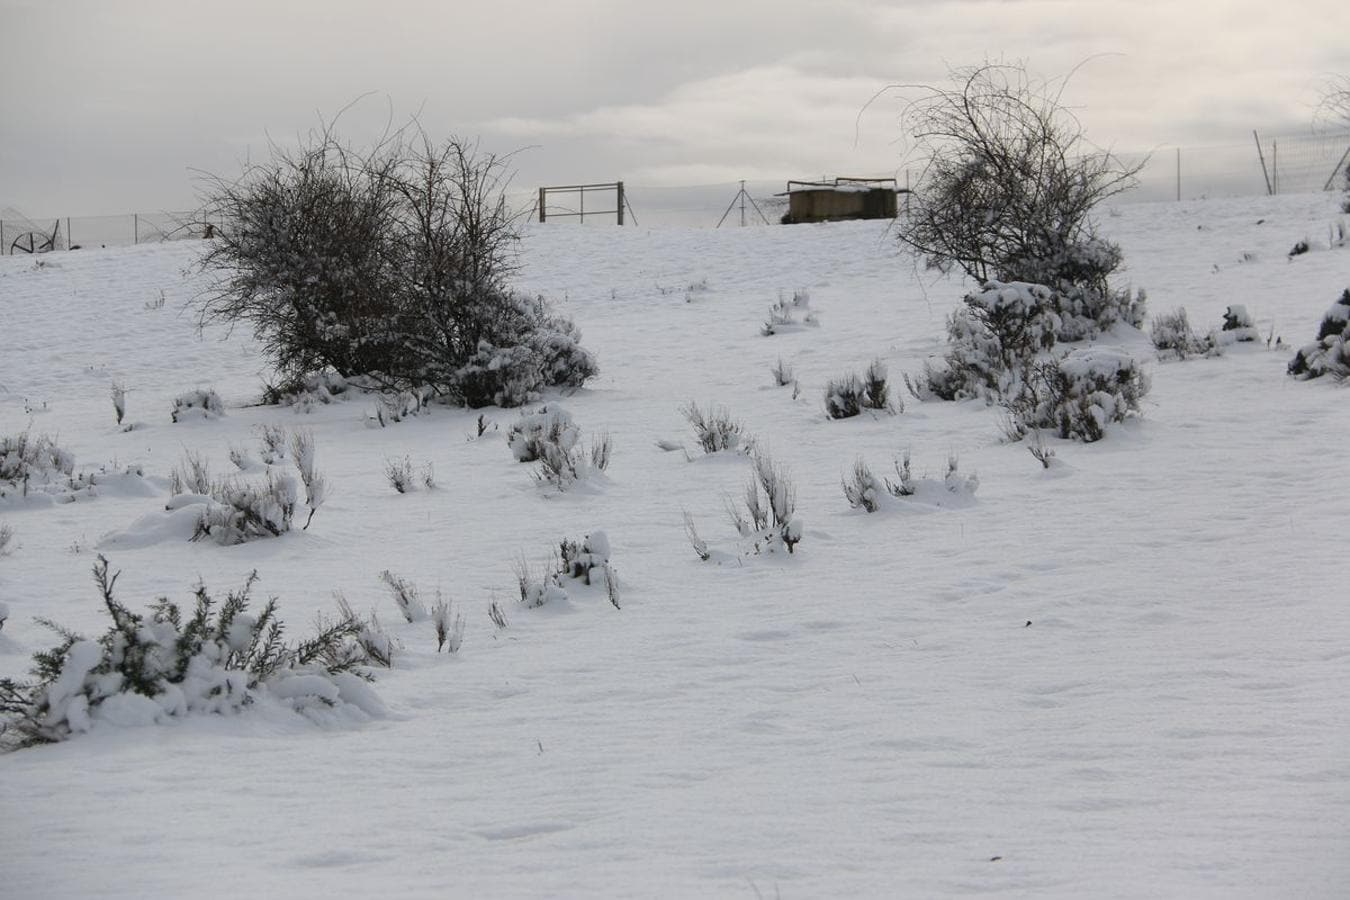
[538,187,546,223]
[617,181,624,225]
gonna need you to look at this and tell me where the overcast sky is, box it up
[1,0,1346,216]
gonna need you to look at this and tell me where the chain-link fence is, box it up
[5,129,1348,246]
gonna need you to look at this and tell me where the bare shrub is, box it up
[385,456,415,494]
[1150,308,1215,360]
[770,357,795,387]
[893,61,1145,339]
[289,430,328,529]
[842,458,882,512]
[171,451,214,496]
[430,593,464,653]
[682,403,749,454]
[380,570,429,623]
[196,124,595,406]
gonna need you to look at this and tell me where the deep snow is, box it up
[1,193,1348,898]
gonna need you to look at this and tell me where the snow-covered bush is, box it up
[896,62,1144,342]
[373,388,429,428]
[289,430,327,529]
[514,557,568,609]
[915,281,1061,401]
[384,456,415,494]
[683,402,749,454]
[825,374,864,419]
[0,431,75,500]
[558,530,619,608]
[430,593,464,654]
[842,458,882,512]
[1221,305,1260,343]
[0,523,12,557]
[261,371,351,411]
[770,357,795,387]
[762,289,818,335]
[0,599,8,632]
[192,473,298,544]
[728,451,802,554]
[197,128,596,408]
[827,361,894,418]
[506,405,608,491]
[170,451,213,496]
[1288,289,1350,380]
[885,452,980,503]
[171,389,224,422]
[380,570,429,624]
[508,405,578,462]
[0,557,374,750]
[1151,308,1216,360]
[1007,349,1150,442]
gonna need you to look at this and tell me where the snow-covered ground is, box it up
[1,192,1348,898]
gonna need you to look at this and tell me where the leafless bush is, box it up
[770,357,795,387]
[487,599,509,630]
[0,523,13,557]
[171,451,214,496]
[289,429,328,528]
[683,403,749,454]
[430,593,464,653]
[385,456,415,494]
[380,570,429,623]
[590,432,612,471]
[683,510,710,561]
[196,122,595,404]
[842,458,881,512]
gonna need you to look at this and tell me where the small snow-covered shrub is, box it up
[0,431,75,500]
[380,570,429,624]
[762,289,818,335]
[1221,305,1260,343]
[842,458,882,512]
[385,456,415,494]
[827,362,896,418]
[884,451,980,503]
[430,593,464,654]
[590,433,612,472]
[682,402,750,454]
[557,530,619,608]
[1026,430,1057,469]
[0,523,12,557]
[289,430,327,529]
[171,389,224,423]
[918,281,1062,402]
[514,557,568,609]
[373,388,429,428]
[508,405,578,462]
[111,382,127,426]
[0,557,372,749]
[770,357,795,387]
[487,600,509,630]
[193,473,298,544]
[825,374,864,419]
[728,451,801,554]
[170,451,214,496]
[1288,289,1350,380]
[1150,308,1216,360]
[1008,348,1150,442]
[0,599,8,632]
[261,371,351,411]
[683,510,710,561]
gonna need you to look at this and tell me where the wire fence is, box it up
[4,129,1348,249]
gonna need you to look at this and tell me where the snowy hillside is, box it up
[1,192,1348,898]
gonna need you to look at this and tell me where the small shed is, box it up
[779,177,902,225]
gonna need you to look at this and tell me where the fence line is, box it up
[5,129,1348,246]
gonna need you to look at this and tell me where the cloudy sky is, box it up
[1,0,1345,217]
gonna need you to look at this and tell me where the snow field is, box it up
[1,193,1349,897]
